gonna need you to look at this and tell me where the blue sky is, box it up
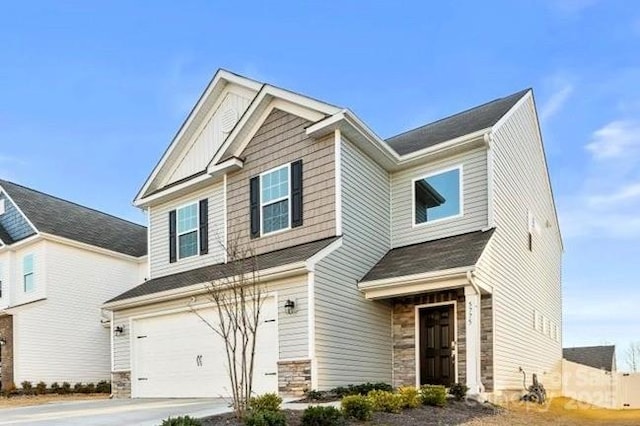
[1,1,638,368]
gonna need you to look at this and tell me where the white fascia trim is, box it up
[207,157,244,175]
[359,266,476,299]
[334,128,343,236]
[305,237,343,272]
[0,234,43,253]
[0,185,40,234]
[39,232,147,263]
[135,70,262,202]
[134,173,217,208]
[102,262,308,310]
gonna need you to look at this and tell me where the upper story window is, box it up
[413,166,462,225]
[23,254,34,292]
[169,200,209,264]
[250,160,303,239]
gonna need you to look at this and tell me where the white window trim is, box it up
[23,253,35,293]
[411,164,464,228]
[176,201,199,260]
[259,163,292,237]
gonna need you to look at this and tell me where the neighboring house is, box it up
[104,69,563,401]
[0,180,147,389]
[563,346,616,372]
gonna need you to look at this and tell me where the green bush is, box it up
[244,410,286,426]
[448,383,468,401]
[305,389,325,401]
[331,382,393,397]
[249,393,282,413]
[396,386,420,409]
[367,390,403,413]
[85,383,96,394]
[301,406,345,426]
[73,382,83,393]
[96,380,111,394]
[50,382,60,394]
[61,382,71,394]
[160,416,202,426]
[21,381,33,395]
[341,395,372,421]
[35,381,47,395]
[419,385,447,407]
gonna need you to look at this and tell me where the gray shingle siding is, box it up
[0,191,36,242]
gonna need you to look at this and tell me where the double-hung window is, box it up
[23,254,34,293]
[260,165,290,235]
[177,203,199,259]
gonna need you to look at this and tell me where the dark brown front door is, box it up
[419,305,455,386]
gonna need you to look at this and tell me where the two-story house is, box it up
[0,180,147,390]
[104,70,562,402]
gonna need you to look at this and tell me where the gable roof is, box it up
[563,345,616,372]
[386,89,530,156]
[0,223,13,245]
[0,179,147,257]
[106,236,339,304]
[361,229,494,283]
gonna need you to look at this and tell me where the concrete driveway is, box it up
[0,398,232,426]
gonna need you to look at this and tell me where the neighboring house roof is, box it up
[361,229,494,282]
[0,179,147,257]
[386,89,530,155]
[106,236,339,303]
[563,345,616,372]
[0,223,13,245]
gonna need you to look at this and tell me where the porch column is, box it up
[464,286,483,395]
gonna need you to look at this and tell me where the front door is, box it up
[419,304,455,386]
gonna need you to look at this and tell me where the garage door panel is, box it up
[132,298,278,398]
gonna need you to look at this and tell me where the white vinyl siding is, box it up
[313,137,392,389]
[12,240,141,384]
[149,181,225,279]
[112,275,309,372]
[391,148,488,247]
[475,95,563,393]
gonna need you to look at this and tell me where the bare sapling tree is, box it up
[626,341,640,373]
[189,232,267,419]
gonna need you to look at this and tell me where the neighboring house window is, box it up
[23,254,34,292]
[0,262,3,298]
[168,200,209,263]
[413,166,462,225]
[250,160,303,238]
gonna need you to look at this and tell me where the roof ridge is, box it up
[0,179,146,229]
[386,88,531,142]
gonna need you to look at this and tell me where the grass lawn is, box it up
[0,393,109,409]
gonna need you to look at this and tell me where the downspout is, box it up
[466,271,485,395]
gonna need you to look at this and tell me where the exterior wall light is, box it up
[114,325,125,336]
[284,299,295,315]
[0,337,6,346]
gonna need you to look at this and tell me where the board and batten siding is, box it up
[13,240,141,384]
[391,147,489,247]
[149,181,225,279]
[477,95,563,393]
[226,109,336,256]
[313,137,392,389]
[112,275,309,372]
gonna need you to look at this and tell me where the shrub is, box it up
[420,385,447,407]
[301,406,345,426]
[85,383,96,394]
[397,386,420,409]
[35,381,47,395]
[305,389,324,401]
[249,393,282,413]
[21,381,33,395]
[448,383,469,401]
[61,382,71,394]
[367,390,403,413]
[331,386,350,398]
[244,410,286,426]
[96,380,111,394]
[331,382,393,397]
[50,382,60,394]
[160,416,202,426]
[341,395,372,421]
[73,382,83,393]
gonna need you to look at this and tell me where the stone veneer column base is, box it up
[278,360,311,396]
[111,371,131,398]
[0,315,14,391]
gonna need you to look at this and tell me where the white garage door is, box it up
[132,298,278,398]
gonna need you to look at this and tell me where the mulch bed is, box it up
[200,400,501,425]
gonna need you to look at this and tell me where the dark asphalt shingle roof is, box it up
[106,236,339,303]
[386,89,530,155]
[563,346,616,372]
[361,229,494,282]
[0,180,147,257]
[0,223,13,245]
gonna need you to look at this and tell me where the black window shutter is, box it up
[199,199,209,255]
[169,210,177,263]
[291,159,303,228]
[250,176,260,238]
